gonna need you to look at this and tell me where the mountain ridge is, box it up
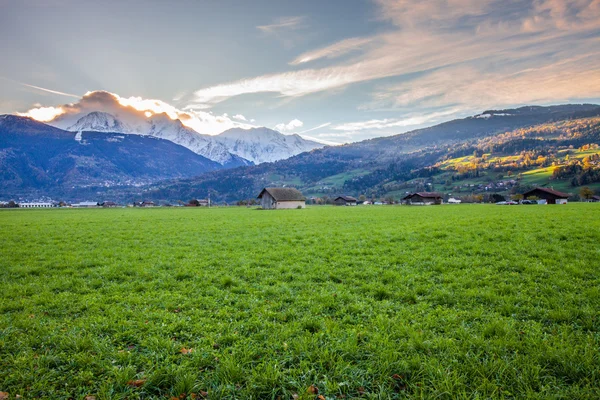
[57,110,324,165]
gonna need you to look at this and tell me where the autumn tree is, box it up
[580,186,594,200]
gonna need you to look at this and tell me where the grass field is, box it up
[1,205,599,399]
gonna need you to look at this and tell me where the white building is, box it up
[19,202,55,208]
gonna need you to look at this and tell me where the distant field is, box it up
[1,206,599,399]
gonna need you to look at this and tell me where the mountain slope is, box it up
[0,115,223,197]
[129,104,600,202]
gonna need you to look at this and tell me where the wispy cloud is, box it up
[193,0,600,113]
[193,64,368,106]
[333,110,460,132]
[257,16,306,34]
[289,37,376,65]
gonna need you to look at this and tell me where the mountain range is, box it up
[57,111,323,165]
[2,103,599,201]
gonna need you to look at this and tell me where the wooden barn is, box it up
[257,187,305,209]
[401,192,443,205]
[522,187,569,204]
[334,195,357,206]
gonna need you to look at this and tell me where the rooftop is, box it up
[257,187,305,201]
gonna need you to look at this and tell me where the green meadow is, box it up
[1,205,599,399]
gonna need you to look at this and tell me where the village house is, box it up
[590,195,600,203]
[401,192,443,205]
[100,201,118,208]
[257,187,305,209]
[333,195,357,206]
[522,187,570,204]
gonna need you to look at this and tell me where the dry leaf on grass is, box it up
[127,379,146,387]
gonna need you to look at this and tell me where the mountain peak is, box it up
[68,112,129,133]
[215,126,325,164]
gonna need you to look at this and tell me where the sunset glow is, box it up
[19,106,65,122]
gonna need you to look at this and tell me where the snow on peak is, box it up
[216,127,324,164]
[68,111,130,133]
[61,111,324,165]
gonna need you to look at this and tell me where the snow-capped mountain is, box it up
[142,114,251,167]
[217,127,324,164]
[62,111,324,165]
[68,111,131,132]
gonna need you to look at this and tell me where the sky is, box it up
[1,0,600,143]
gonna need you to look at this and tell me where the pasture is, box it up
[1,205,599,399]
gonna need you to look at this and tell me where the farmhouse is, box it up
[257,187,305,209]
[590,195,600,203]
[334,195,357,206]
[522,187,570,204]
[101,201,118,208]
[402,192,443,205]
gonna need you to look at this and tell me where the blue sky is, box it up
[1,0,599,143]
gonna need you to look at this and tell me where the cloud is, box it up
[297,134,340,146]
[289,37,377,65]
[257,16,306,34]
[313,132,360,144]
[363,54,600,112]
[192,0,600,112]
[333,110,460,132]
[19,106,66,122]
[232,114,247,121]
[20,90,254,135]
[274,118,304,132]
[193,64,372,105]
